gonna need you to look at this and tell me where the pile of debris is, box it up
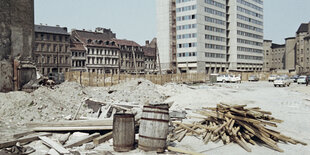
[169,103,307,152]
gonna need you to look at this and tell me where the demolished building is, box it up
[0,0,36,92]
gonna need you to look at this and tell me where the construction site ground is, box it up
[0,80,309,154]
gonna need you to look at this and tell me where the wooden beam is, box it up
[33,126,112,132]
[48,149,60,155]
[93,132,113,145]
[27,120,113,127]
[0,133,52,149]
[167,146,205,155]
[73,102,83,120]
[64,133,100,148]
[13,131,35,139]
[233,136,252,152]
[39,136,70,154]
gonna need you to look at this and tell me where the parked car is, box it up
[248,75,259,82]
[290,75,299,83]
[297,75,307,84]
[274,77,291,87]
[268,75,278,82]
[229,75,241,83]
[216,74,230,83]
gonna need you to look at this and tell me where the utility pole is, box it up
[132,46,138,76]
[152,42,158,74]
[156,42,162,76]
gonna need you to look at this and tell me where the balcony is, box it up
[72,56,86,60]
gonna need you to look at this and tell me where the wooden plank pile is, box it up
[169,103,307,152]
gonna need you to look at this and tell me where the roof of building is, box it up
[285,37,295,40]
[296,23,309,34]
[72,30,114,43]
[149,38,157,47]
[72,30,118,48]
[70,42,86,51]
[263,39,272,42]
[113,39,141,47]
[35,25,69,35]
[271,43,285,49]
[142,46,156,57]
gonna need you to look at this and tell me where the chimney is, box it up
[145,40,150,45]
[63,27,68,32]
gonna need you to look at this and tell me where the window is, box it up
[35,44,39,51]
[177,14,196,21]
[205,16,225,25]
[54,44,57,52]
[204,0,225,9]
[41,44,45,51]
[59,45,63,52]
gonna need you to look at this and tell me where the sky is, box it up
[35,0,310,45]
[34,0,156,45]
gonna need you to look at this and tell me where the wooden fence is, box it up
[65,72,209,87]
[65,71,295,87]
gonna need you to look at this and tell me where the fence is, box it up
[64,71,295,87]
[65,72,209,87]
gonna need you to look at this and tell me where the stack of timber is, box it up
[169,103,307,152]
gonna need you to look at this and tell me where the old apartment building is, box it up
[33,25,71,75]
[142,38,157,73]
[114,39,145,74]
[70,38,87,72]
[295,23,310,73]
[264,23,310,74]
[263,40,285,71]
[71,28,119,74]
[157,0,264,73]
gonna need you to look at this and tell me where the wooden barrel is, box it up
[138,104,169,152]
[113,113,135,152]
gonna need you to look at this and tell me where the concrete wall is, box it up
[263,40,272,71]
[0,0,35,92]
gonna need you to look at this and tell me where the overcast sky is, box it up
[35,0,310,45]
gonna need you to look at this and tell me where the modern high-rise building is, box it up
[156,0,177,73]
[157,0,264,73]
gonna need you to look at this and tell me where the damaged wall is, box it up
[0,0,36,92]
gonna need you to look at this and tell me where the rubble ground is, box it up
[0,79,310,154]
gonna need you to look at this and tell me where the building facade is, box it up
[114,39,145,74]
[142,38,157,74]
[263,40,272,71]
[263,40,285,71]
[33,25,71,75]
[285,37,296,72]
[157,0,264,73]
[0,0,36,92]
[156,0,177,73]
[70,38,87,72]
[71,29,119,74]
[295,23,310,73]
[263,23,310,74]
